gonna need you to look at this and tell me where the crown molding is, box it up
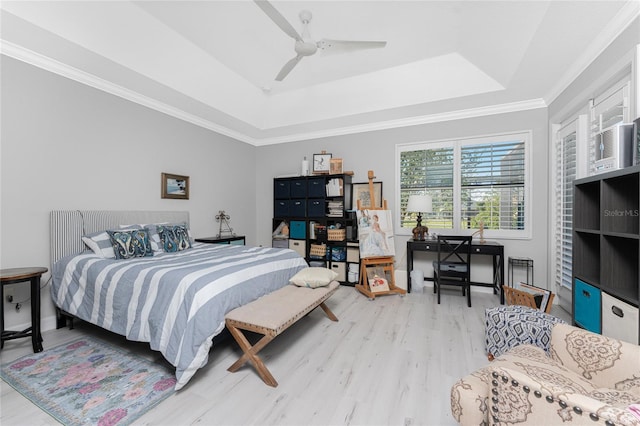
[0,40,257,145]
[544,1,640,105]
[251,99,548,146]
[3,40,545,147]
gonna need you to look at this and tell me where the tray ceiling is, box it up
[1,1,637,145]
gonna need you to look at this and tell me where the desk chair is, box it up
[433,235,472,307]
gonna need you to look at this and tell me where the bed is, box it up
[49,210,308,390]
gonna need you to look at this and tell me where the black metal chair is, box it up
[433,235,473,307]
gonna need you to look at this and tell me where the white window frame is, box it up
[395,130,532,240]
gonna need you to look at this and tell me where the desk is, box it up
[406,240,504,303]
[0,267,47,352]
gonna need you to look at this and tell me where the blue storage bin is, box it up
[290,179,307,198]
[574,278,601,333]
[274,180,290,199]
[289,199,306,217]
[307,177,326,198]
[307,199,325,217]
[274,200,289,217]
[289,220,306,239]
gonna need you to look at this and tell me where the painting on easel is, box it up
[356,209,395,258]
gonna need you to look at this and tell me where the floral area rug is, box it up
[1,337,176,426]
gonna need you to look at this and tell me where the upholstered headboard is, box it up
[50,210,190,265]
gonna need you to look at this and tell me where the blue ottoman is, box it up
[485,305,566,359]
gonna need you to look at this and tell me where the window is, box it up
[397,131,531,238]
[549,76,630,294]
[553,120,578,290]
[589,80,630,174]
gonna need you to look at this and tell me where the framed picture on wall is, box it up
[161,173,189,200]
[351,182,383,209]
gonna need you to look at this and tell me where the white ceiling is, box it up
[1,1,638,145]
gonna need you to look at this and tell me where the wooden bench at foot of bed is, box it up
[224,281,340,387]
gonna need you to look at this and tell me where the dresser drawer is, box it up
[290,179,307,198]
[602,292,639,344]
[288,239,306,257]
[307,199,325,217]
[289,220,306,239]
[330,262,346,282]
[574,278,601,334]
[307,177,326,198]
[274,180,290,199]
[274,200,290,217]
[289,199,306,217]
[272,239,289,249]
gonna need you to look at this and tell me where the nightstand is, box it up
[195,236,246,245]
[1,267,47,352]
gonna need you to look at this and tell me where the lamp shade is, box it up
[406,195,433,213]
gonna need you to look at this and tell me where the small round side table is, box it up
[0,267,47,352]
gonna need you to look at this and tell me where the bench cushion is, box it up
[225,281,339,336]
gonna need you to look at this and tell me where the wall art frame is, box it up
[351,181,383,209]
[161,172,189,200]
[313,152,332,174]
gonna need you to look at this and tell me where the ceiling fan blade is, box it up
[275,55,303,81]
[317,39,387,53]
[254,0,302,42]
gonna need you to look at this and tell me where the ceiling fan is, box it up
[254,0,387,81]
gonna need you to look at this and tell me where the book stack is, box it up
[325,178,343,197]
[327,200,343,217]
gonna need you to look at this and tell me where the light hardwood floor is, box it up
[0,285,570,426]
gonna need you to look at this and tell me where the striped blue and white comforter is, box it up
[51,243,307,389]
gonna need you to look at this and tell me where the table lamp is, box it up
[407,194,433,240]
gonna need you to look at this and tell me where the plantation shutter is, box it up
[460,141,525,230]
[555,121,577,289]
[400,147,454,229]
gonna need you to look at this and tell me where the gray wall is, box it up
[1,56,257,330]
[256,108,550,287]
[549,17,639,121]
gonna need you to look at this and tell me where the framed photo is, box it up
[366,266,390,293]
[351,182,383,209]
[330,158,343,175]
[313,153,332,174]
[161,173,189,200]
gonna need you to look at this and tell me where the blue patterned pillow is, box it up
[157,224,192,252]
[119,224,163,252]
[107,229,154,259]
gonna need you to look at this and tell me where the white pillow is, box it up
[82,231,116,258]
[289,267,338,288]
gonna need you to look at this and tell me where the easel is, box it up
[355,170,407,299]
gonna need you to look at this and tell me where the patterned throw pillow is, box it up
[119,223,164,252]
[107,229,154,259]
[157,224,192,252]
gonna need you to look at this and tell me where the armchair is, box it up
[451,322,640,425]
